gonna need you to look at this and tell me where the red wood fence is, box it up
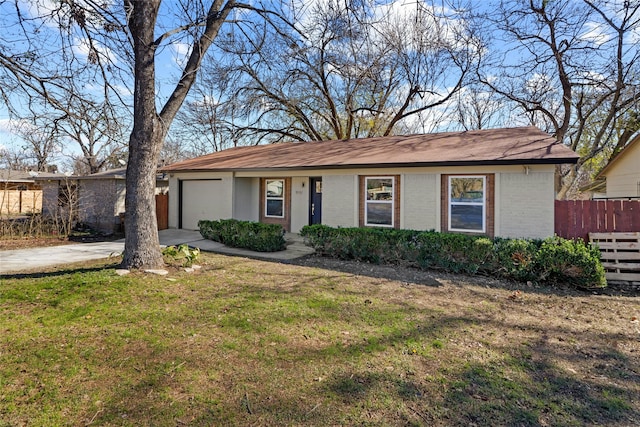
[555,200,640,241]
[156,193,169,230]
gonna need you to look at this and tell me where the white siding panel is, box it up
[402,174,438,231]
[181,179,233,230]
[604,141,640,198]
[323,175,357,227]
[499,172,555,239]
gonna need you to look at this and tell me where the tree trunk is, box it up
[122,119,164,269]
[122,0,164,269]
[121,0,235,269]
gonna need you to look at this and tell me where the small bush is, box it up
[0,214,70,239]
[198,219,286,252]
[163,244,200,267]
[492,237,541,282]
[416,232,493,274]
[533,237,607,289]
[300,225,606,289]
[300,225,422,265]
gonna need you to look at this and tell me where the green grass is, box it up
[0,254,639,426]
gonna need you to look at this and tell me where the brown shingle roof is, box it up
[162,127,579,172]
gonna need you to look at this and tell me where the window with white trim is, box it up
[448,176,485,233]
[365,177,394,227]
[265,179,285,217]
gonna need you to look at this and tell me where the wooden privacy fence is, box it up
[156,193,169,230]
[589,232,640,284]
[120,194,168,233]
[555,200,640,241]
[0,189,42,215]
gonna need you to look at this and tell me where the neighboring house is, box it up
[594,132,640,199]
[75,168,169,233]
[161,127,580,239]
[0,170,73,216]
[578,179,606,200]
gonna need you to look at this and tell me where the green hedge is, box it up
[198,219,286,252]
[300,225,606,289]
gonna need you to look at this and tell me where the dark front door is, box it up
[309,177,322,225]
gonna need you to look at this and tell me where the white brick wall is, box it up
[233,177,259,222]
[323,175,357,228]
[402,174,438,231]
[498,172,555,239]
[290,176,310,233]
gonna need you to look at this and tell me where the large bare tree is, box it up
[122,0,240,268]
[0,0,133,179]
[7,97,127,175]
[477,0,640,198]
[176,0,481,146]
[6,118,60,171]
[53,98,128,174]
[1,1,259,268]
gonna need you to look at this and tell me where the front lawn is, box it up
[1,254,639,426]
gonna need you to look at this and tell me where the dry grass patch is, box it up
[1,254,639,426]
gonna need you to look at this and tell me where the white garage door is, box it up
[181,179,231,230]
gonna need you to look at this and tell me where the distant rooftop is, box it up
[74,167,168,181]
[0,170,72,182]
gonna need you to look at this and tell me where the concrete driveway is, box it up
[0,229,314,275]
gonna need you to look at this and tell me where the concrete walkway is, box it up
[0,229,314,275]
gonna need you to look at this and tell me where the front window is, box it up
[365,177,394,227]
[449,176,485,233]
[265,179,284,217]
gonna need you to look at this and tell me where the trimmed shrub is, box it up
[300,225,421,265]
[533,236,607,289]
[492,237,541,282]
[300,225,606,289]
[198,219,286,252]
[416,232,494,274]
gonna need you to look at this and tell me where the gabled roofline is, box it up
[596,130,640,179]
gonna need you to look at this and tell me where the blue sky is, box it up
[0,0,628,169]
[1,0,484,155]
[0,0,195,156]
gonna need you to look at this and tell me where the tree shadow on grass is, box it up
[288,254,640,297]
[0,261,122,281]
[314,312,640,426]
[288,254,443,287]
[80,308,639,426]
[436,356,639,426]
